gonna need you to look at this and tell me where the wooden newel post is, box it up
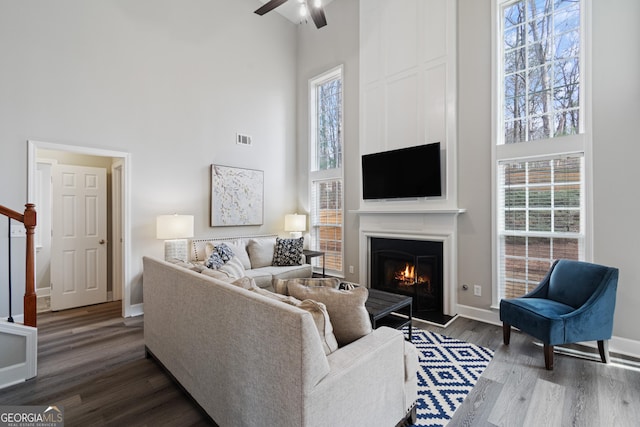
[23,203,37,328]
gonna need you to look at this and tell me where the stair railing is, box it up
[0,203,37,327]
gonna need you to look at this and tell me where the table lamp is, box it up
[284,213,306,239]
[156,214,194,262]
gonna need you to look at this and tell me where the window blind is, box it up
[310,179,343,273]
[498,154,584,299]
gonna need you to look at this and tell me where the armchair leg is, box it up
[598,340,610,364]
[544,344,554,370]
[503,322,511,345]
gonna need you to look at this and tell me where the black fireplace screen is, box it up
[370,238,443,317]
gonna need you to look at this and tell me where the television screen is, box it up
[362,142,442,200]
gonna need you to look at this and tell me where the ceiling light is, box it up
[299,3,307,17]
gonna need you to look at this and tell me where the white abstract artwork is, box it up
[211,165,264,226]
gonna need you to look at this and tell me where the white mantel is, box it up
[354,208,464,317]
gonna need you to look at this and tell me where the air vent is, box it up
[236,133,252,146]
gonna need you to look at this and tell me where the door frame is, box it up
[111,160,124,303]
[27,140,136,317]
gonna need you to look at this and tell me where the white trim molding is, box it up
[27,140,133,319]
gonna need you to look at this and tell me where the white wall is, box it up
[591,0,640,341]
[296,0,361,280]
[457,0,640,344]
[0,0,298,313]
[457,0,493,309]
[359,0,458,211]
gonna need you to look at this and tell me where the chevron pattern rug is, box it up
[405,327,494,427]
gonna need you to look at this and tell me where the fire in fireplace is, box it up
[370,238,444,322]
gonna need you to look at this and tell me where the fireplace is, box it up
[370,237,451,324]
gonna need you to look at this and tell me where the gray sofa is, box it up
[143,256,418,427]
[189,235,312,290]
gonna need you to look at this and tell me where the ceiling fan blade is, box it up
[254,0,289,16]
[308,3,327,28]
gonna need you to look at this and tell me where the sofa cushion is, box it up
[270,265,313,282]
[244,269,274,289]
[288,283,372,346]
[247,238,276,268]
[219,257,245,279]
[206,240,252,270]
[274,277,341,295]
[272,237,304,266]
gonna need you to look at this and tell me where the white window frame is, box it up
[309,65,344,276]
[491,0,593,307]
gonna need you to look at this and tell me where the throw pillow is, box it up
[230,276,257,290]
[272,237,304,266]
[250,286,301,305]
[201,268,233,282]
[287,283,372,346]
[219,257,245,279]
[247,238,276,268]
[292,299,339,355]
[219,240,252,269]
[339,281,358,290]
[273,277,341,295]
[170,260,205,273]
[205,252,224,269]
[216,242,234,262]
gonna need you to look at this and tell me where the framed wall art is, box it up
[211,164,264,226]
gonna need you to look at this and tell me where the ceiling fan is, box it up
[255,0,327,29]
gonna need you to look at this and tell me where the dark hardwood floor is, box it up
[1,301,639,426]
[0,302,211,427]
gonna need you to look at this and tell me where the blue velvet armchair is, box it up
[500,259,618,370]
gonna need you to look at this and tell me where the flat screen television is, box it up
[362,142,442,200]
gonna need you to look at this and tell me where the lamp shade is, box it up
[284,214,306,232]
[156,214,194,240]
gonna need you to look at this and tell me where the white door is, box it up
[51,164,108,311]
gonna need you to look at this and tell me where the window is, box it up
[494,0,589,302]
[498,155,584,298]
[502,0,582,143]
[309,67,343,275]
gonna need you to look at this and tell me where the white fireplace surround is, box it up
[356,209,465,317]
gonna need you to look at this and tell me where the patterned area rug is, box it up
[405,327,494,427]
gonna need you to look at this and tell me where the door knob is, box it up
[99,239,107,244]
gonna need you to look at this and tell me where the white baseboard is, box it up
[456,304,501,326]
[126,303,144,318]
[36,287,51,297]
[455,303,640,360]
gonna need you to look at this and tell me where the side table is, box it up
[302,249,325,277]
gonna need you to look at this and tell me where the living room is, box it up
[0,0,639,424]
